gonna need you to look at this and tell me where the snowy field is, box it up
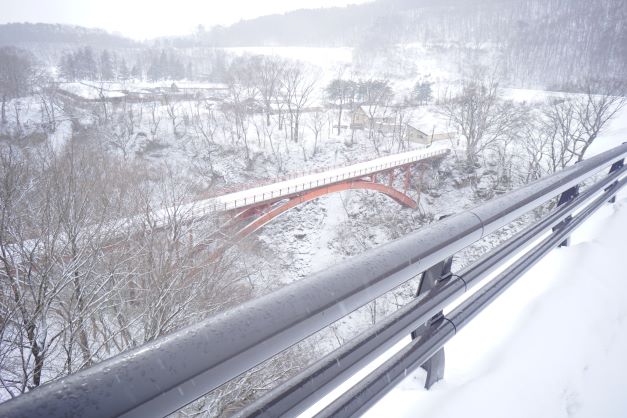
[57,82,127,99]
[56,80,228,101]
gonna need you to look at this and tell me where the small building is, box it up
[406,124,430,144]
[375,122,397,135]
[351,105,395,130]
[406,123,456,145]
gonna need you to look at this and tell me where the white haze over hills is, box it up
[0,0,374,40]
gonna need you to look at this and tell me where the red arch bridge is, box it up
[11,148,450,263]
[187,148,450,242]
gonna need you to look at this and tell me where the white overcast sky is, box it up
[0,0,373,40]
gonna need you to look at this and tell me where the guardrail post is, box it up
[411,242,454,389]
[553,183,580,247]
[606,157,624,204]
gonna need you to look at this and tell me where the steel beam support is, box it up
[411,258,453,389]
[411,214,454,389]
[553,183,580,247]
[607,158,624,204]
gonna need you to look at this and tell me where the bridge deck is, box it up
[194,148,449,215]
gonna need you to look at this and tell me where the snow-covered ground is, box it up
[364,187,627,418]
[57,80,228,101]
[58,82,127,99]
[226,46,353,71]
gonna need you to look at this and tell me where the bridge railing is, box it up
[1,143,625,418]
[203,148,450,213]
[206,148,449,199]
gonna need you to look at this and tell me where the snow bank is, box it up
[58,82,126,99]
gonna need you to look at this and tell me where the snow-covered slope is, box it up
[363,111,627,418]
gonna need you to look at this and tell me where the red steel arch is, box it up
[233,180,416,240]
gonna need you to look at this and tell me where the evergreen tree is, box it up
[118,58,130,80]
[185,62,194,80]
[147,58,161,81]
[413,81,433,105]
[131,63,142,80]
[158,50,168,79]
[77,47,97,80]
[100,50,114,80]
[59,52,77,81]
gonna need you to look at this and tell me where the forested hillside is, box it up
[189,0,626,86]
[0,23,138,48]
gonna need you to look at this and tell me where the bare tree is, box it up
[148,101,162,142]
[223,83,254,167]
[264,116,285,173]
[0,47,35,125]
[93,81,111,124]
[356,79,394,151]
[305,110,326,157]
[189,99,219,182]
[34,74,61,134]
[326,71,357,135]
[0,146,62,394]
[164,95,185,138]
[439,73,521,167]
[391,105,412,153]
[108,99,139,159]
[0,142,121,393]
[281,62,319,143]
[520,79,626,181]
[189,98,217,146]
[255,56,286,127]
[566,79,626,162]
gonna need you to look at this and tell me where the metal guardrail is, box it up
[1,143,625,418]
[315,172,627,418]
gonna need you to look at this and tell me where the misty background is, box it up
[1,0,625,86]
[1,0,626,417]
